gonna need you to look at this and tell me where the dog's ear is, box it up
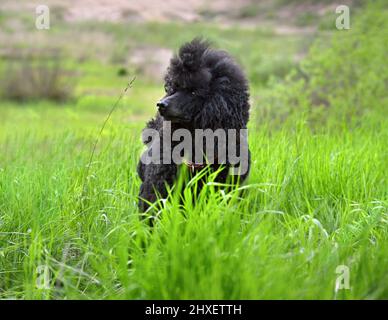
[179,38,209,71]
[197,94,244,131]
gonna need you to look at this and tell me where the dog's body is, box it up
[137,39,250,212]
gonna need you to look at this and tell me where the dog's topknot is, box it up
[178,38,209,71]
[166,38,248,95]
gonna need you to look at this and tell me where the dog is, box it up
[137,38,250,213]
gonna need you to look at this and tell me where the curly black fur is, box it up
[137,38,251,212]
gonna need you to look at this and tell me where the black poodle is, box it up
[137,38,250,213]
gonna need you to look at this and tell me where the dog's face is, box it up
[156,38,249,130]
[157,86,204,123]
[156,39,214,126]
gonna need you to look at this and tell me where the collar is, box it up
[183,160,207,173]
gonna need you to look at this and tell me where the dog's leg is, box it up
[138,162,177,213]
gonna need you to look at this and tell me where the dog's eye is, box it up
[191,91,196,96]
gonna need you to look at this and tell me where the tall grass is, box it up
[0,109,386,299]
[258,1,388,127]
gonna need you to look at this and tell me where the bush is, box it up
[0,49,77,102]
[257,2,388,128]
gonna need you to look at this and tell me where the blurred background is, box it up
[0,0,370,130]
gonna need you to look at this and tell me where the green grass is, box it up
[0,103,387,299]
[0,1,387,300]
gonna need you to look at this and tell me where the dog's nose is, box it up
[157,100,168,111]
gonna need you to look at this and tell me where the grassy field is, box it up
[0,1,387,299]
[0,105,386,299]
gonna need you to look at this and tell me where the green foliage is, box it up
[295,12,319,27]
[258,2,388,127]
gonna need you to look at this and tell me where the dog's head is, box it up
[157,38,250,130]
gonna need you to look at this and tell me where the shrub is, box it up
[257,1,388,128]
[0,49,77,102]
